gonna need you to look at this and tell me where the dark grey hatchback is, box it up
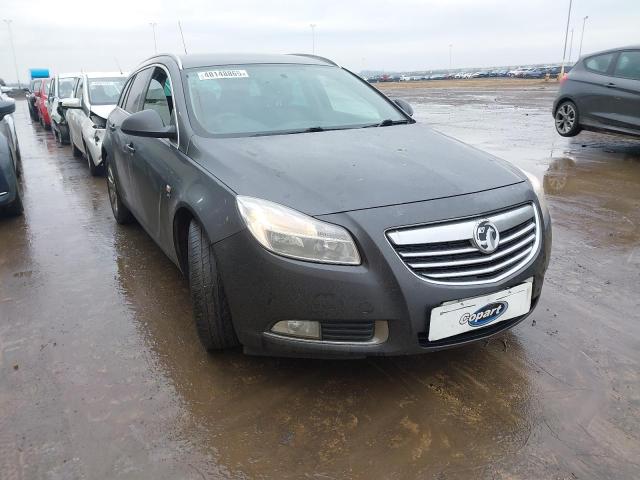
[103,53,551,358]
[554,46,640,138]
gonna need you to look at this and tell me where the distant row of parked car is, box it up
[26,72,128,174]
[371,65,570,83]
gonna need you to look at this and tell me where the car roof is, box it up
[82,72,129,79]
[581,45,640,58]
[137,53,338,71]
[57,72,83,78]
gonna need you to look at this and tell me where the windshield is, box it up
[44,79,51,95]
[88,77,126,105]
[59,77,77,99]
[184,64,406,137]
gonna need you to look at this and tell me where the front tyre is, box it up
[5,163,23,216]
[555,100,581,137]
[72,141,82,157]
[106,160,133,224]
[188,220,239,351]
[85,143,103,176]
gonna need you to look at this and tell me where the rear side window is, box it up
[613,51,640,80]
[124,69,152,113]
[584,53,615,74]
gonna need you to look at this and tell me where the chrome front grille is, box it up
[386,203,540,285]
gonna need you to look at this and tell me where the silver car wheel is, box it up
[555,103,576,134]
[107,164,118,215]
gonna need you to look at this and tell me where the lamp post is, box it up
[568,28,574,63]
[3,19,21,88]
[149,22,158,54]
[578,15,589,59]
[309,23,317,54]
[560,0,573,77]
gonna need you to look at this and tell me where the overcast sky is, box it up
[1,0,639,83]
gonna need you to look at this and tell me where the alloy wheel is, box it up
[107,164,118,215]
[555,103,576,134]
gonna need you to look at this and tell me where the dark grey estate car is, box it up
[554,46,640,138]
[0,97,23,216]
[103,53,551,358]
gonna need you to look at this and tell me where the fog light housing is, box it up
[271,320,321,339]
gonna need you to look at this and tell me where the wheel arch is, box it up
[173,204,200,276]
[554,96,578,115]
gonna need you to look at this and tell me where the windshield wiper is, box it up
[379,118,411,127]
[362,119,411,128]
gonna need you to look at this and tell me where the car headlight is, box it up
[236,196,361,265]
[521,170,548,213]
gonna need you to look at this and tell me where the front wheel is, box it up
[72,141,82,157]
[85,143,103,176]
[28,104,38,122]
[5,165,23,216]
[555,100,581,137]
[106,160,133,224]
[188,220,239,351]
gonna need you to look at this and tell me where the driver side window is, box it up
[142,67,174,127]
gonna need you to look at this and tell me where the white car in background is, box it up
[62,72,127,175]
[46,72,81,145]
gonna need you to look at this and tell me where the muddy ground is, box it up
[1,80,639,479]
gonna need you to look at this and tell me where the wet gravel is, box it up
[1,84,639,479]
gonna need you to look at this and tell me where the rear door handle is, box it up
[125,143,135,154]
[605,82,616,88]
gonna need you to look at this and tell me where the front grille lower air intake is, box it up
[386,203,540,285]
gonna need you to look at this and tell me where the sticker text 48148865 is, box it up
[197,70,249,80]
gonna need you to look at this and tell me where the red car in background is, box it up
[34,79,51,130]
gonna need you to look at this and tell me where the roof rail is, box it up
[140,53,184,70]
[287,53,339,67]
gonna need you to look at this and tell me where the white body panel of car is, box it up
[65,72,127,167]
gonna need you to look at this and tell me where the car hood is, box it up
[189,123,526,216]
[90,105,116,120]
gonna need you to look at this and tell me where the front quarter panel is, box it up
[171,142,245,245]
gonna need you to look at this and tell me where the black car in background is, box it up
[0,97,23,215]
[26,79,42,122]
[553,46,640,138]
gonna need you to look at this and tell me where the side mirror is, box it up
[121,109,177,139]
[0,100,16,121]
[61,98,81,109]
[393,98,414,117]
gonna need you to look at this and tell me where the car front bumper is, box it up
[214,183,552,358]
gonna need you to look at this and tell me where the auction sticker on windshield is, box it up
[197,70,249,80]
[428,280,533,341]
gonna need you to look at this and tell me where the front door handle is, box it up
[605,82,616,88]
[125,143,135,154]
